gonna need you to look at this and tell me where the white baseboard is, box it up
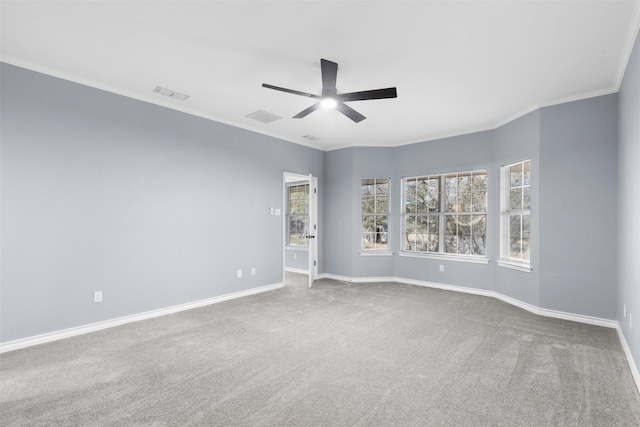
[617,326,640,394]
[319,273,636,391]
[0,282,284,354]
[285,267,309,275]
[322,274,617,328]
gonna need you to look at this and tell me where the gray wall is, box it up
[539,94,618,319]
[1,55,629,346]
[0,63,324,343]
[618,31,640,366]
[323,97,618,321]
[285,248,309,272]
[493,110,541,307]
[393,131,496,290]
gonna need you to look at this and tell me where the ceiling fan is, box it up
[262,59,397,123]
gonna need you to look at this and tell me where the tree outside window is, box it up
[501,160,531,264]
[362,178,389,251]
[287,183,309,246]
[403,170,487,257]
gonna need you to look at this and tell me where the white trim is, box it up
[285,246,309,252]
[319,274,617,329]
[285,267,309,275]
[360,251,394,257]
[398,251,490,264]
[497,260,532,272]
[0,282,283,354]
[617,325,640,394]
[614,0,640,90]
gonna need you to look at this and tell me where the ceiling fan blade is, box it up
[321,59,338,96]
[337,87,397,102]
[262,83,320,99]
[293,102,322,119]
[336,102,366,123]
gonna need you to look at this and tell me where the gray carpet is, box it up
[2,273,639,426]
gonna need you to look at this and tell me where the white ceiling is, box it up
[2,1,639,151]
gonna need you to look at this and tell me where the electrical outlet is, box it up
[237,269,242,278]
[293,254,297,260]
[93,291,103,303]
[439,265,444,272]
[251,267,256,276]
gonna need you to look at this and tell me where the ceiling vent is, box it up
[245,110,282,124]
[302,134,321,142]
[153,86,189,101]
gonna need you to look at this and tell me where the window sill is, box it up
[285,246,309,252]
[497,260,532,272]
[360,251,394,257]
[398,251,490,264]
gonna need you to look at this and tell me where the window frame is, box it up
[498,159,532,272]
[361,177,391,253]
[286,182,309,248]
[401,169,489,263]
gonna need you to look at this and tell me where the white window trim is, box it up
[361,177,391,252]
[360,251,394,257]
[285,245,310,252]
[401,169,488,259]
[398,251,490,264]
[497,260,532,272]
[499,159,532,270]
[286,182,310,248]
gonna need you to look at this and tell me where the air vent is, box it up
[245,110,282,124]
[302,134,321,142]
[153,86,189,101]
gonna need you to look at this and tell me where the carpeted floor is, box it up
[2,273,640,426]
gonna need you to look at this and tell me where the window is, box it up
[361,178,389,251]
[402,170,487,258]
[500,160,531,270]
[287,183,309,246]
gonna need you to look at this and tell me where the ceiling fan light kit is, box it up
[262,59,397,123]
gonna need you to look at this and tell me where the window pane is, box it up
[523,161,531,186]
[445,176,457,212]
[428,215,439,252]
[445,215,458,253]
[289,216,308,246]
[405,179,417,213]
[376,179,389,196]
[471,214,487,256]
[376,215,388,232]
[457,174,472,212]
[362,197,374,214]
[415,216,428,251]
[416,178,429,213]
[290,199,308,215]
[362,215,375,233]
[472,174,488,212]
[376,196,388,214]
[427,178,440,212]
[362,233,375,249]
[457,215,471,254]
[523,187,531,210]
[522,215,531,261]
[374,236,388,250]
[405,215,417,251]
[510,163,523,186]
[510,188,522,211]
[509,215,522,259]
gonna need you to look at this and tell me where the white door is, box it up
[308,175,318,288]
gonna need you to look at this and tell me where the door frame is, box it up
[282,172,318,287]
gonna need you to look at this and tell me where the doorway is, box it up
[283,172,318,288]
